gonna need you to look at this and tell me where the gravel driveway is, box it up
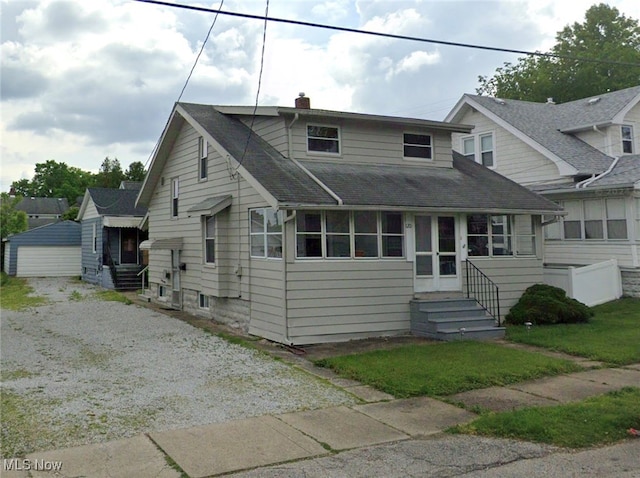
[1,278,356,457]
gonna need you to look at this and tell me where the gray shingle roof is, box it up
[468,95,614,175]
[176,103,560,213]
[88,188,147,216]
[587,154,640,188]
[302,152,561,212]
[15,197,69,215]
[179,103,336,205]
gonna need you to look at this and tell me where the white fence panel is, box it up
[543,259,622,307]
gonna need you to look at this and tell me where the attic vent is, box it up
[587,97,601,105]
[493,98,506,105]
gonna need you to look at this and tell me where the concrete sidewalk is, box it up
[7,360,639,478]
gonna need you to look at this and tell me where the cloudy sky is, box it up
[2,0,639,193]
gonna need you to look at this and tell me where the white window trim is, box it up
[622,125,634,154]
[402,132,433,162]
[467,214,535,258]
[306,124,341,156]
[203,215,216,266]
[461,132,496,169]
[171,178,179,219]
[554,198,628,241]
[198,136,208,181]
[295,211,405,260]
[198,293,209,309]
[92,223,97,253]
[249,208,283,259]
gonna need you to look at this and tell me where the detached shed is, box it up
[3,221,81,277]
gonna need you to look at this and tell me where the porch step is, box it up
[410,298,504,341]
[113,265,143,291]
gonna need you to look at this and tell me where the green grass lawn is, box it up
[506,298,640,365]
[0,273,48,310]
[315,341,582,398]
[450,387,640,448]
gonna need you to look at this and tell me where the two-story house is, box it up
[136,95,561,345]
[446,85,640,298]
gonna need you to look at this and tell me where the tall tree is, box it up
[10,160,94,205]
[125,161,147,182]
[477,4,640,102]
[94,157,125,188]
[0,193,28,240]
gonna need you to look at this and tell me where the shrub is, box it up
[506,284,593,326]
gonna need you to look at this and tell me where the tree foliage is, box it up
[0,193,28,240]
[477,4,640,102]
[9,158,147,206]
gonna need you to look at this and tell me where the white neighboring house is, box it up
[446,85,640,297]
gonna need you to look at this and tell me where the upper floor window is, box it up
[296,210,404,259]
[462,133,494,167]
[171,178,179,218]
[204,216,215,264]
[250,208,283,259]
[403,133,432,160]
[307,125,340,154]
[198,136,208,180]
[622,125,633,154]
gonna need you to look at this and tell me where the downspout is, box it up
[579,157,620,189]
[282,210,296,345]
[287,113,343,206]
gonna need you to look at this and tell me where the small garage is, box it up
[3,221,81,277]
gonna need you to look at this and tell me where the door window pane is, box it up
[416,256,433,276]
[415,216,432,252]
[438,217,456,253]
[439,256,456,276]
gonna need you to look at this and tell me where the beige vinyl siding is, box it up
[285,260,414,344]
[452,108,561,185]
[146,120,286,339]
[289,117,454,168]
[464,257,543,319]
[239,116,288,155]
[575,128,610,156]
[544,242,635,268]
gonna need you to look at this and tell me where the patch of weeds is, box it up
[449,387,640,448]
[1,369,37,381]
[160,448,190,478]
[0,390,61,458]
[0,276,49,310]
[69,290,84,301]
[93,290,132,305]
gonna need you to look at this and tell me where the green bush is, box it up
[506,284,593,326]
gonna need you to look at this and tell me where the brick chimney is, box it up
[295,92,310,109]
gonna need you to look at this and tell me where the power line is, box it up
[133,0,640,68]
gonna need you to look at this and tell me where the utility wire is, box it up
[235,0,270,175]
[133,0,640,68]
[143,0,224,168]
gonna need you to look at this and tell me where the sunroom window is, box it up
[296,211,404,259]
[250,208,283,258]
[467,214,534,257]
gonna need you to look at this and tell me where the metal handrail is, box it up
[104,243,119,289]
[137,265,149,292]
[465,260,501,326]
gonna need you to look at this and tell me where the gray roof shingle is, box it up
[88,188,147,216]
[15,197,69,215]
[177,103,560,213]
[468,95,614,175]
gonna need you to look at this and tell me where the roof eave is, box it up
[277,203,561,215]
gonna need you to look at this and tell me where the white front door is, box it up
[413,215,460,292]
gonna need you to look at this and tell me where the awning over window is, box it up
[103,216,143,228]
[139,237,183,250]
[187,195,232,216]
